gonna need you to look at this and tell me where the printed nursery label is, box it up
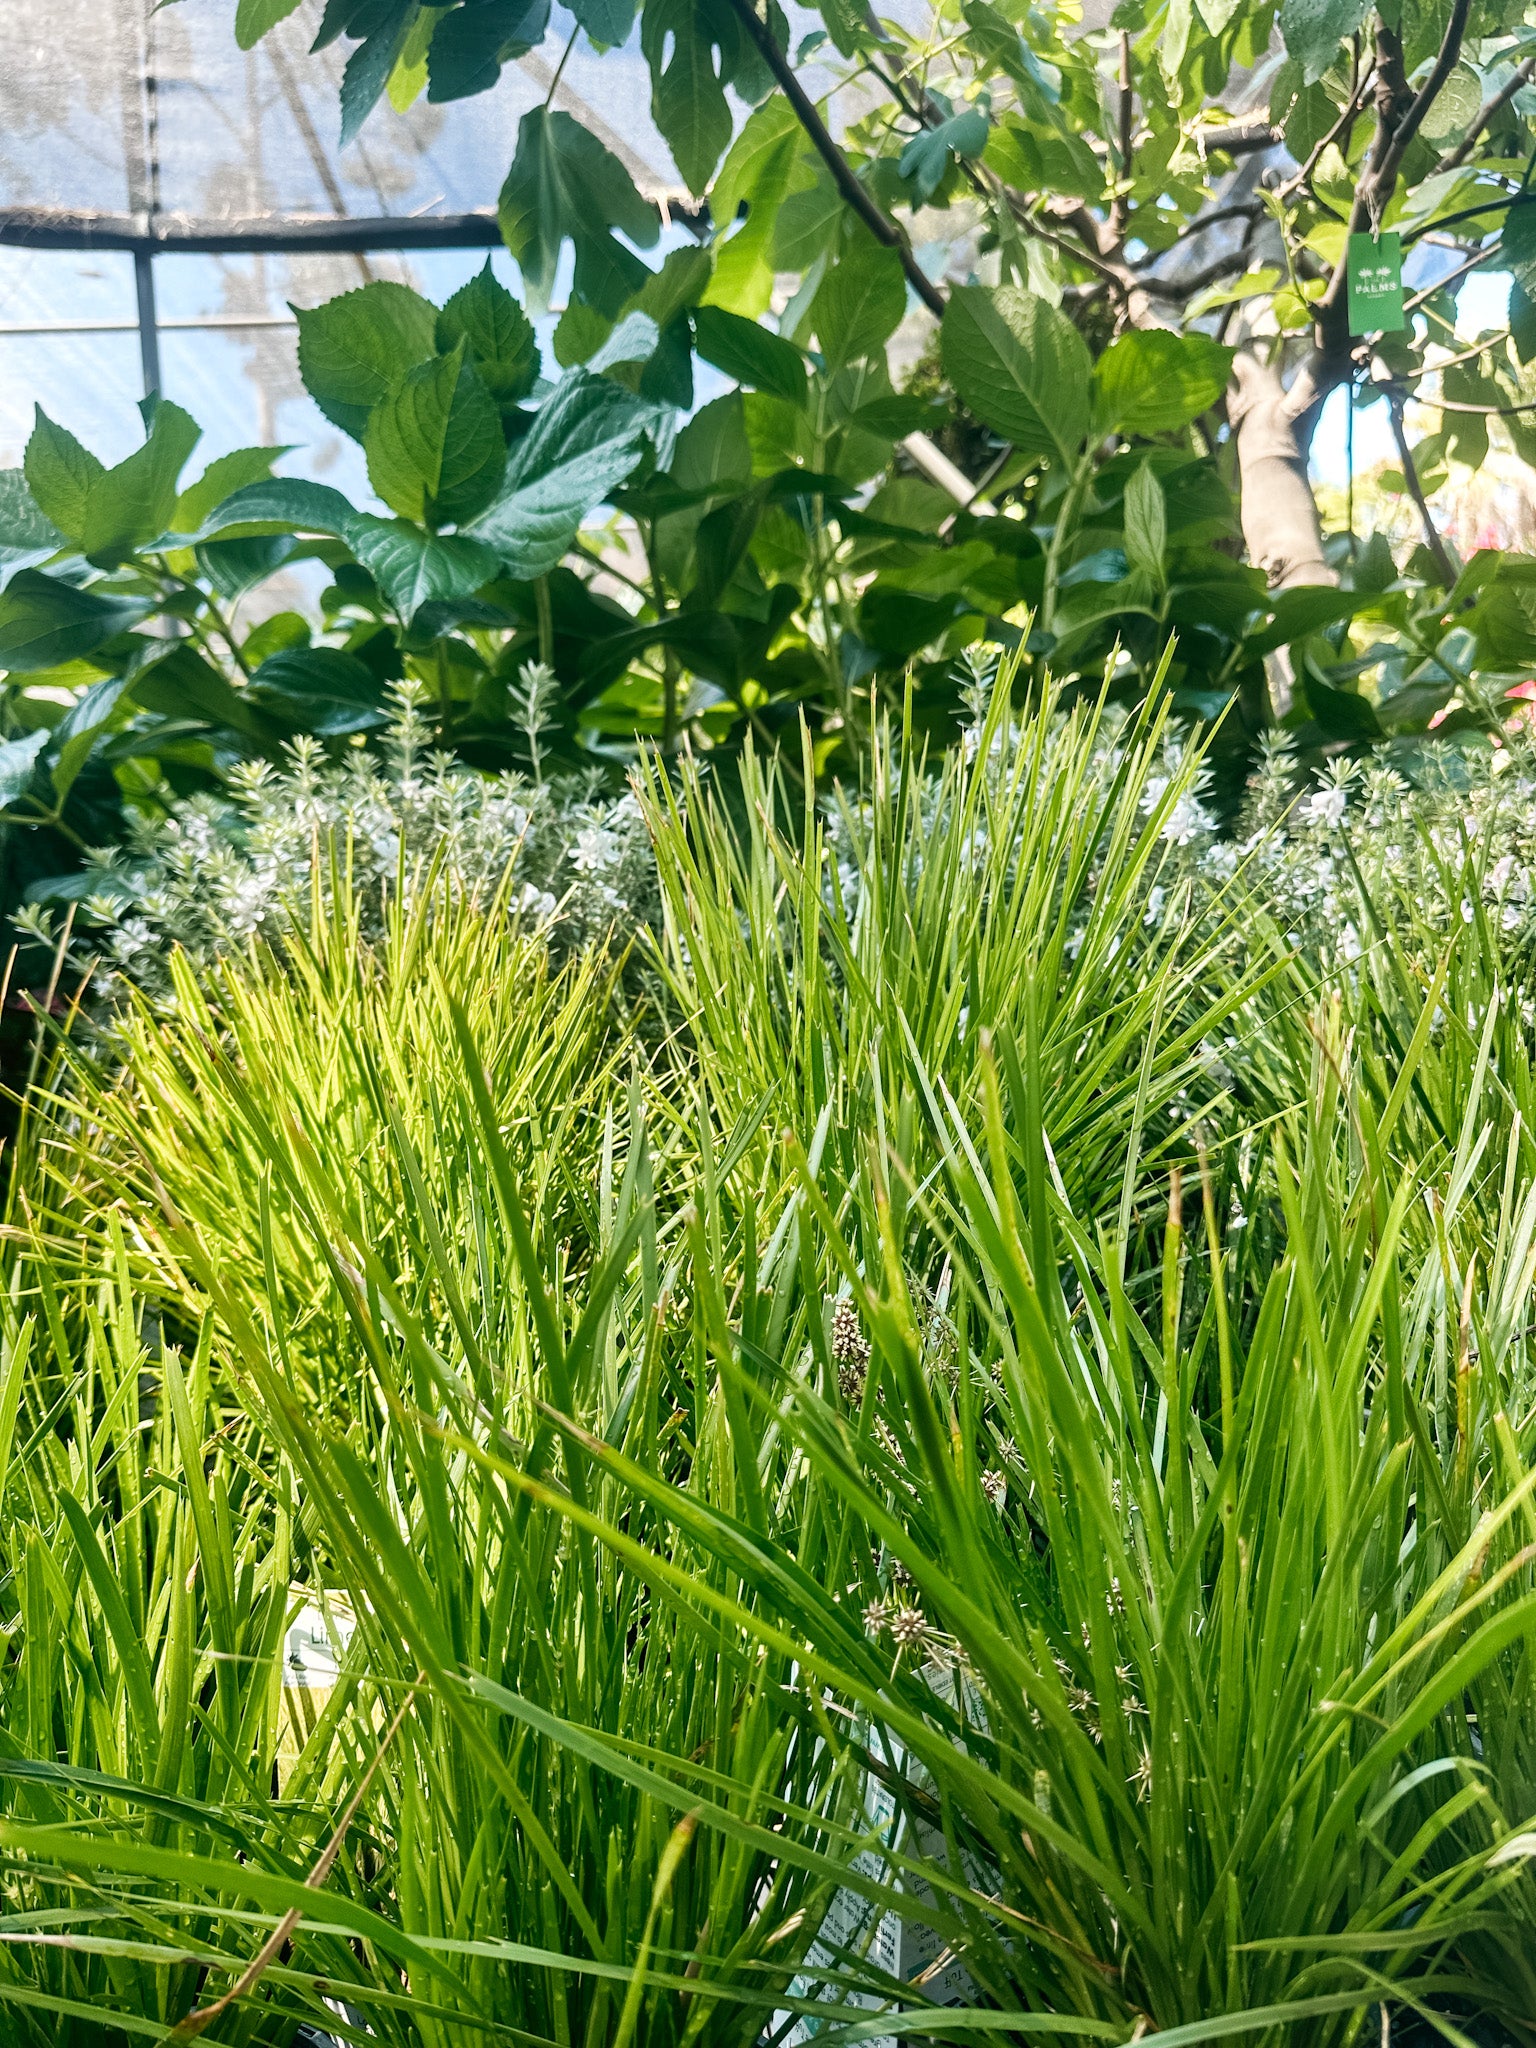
[1347,232,1405,334]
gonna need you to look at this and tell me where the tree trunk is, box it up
[1227,352,1337,717]
[1228,352,1337,592]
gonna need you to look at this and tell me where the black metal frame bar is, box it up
[0,209,504,255]
[0,209,506,399]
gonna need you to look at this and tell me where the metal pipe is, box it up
[0,208,507,254]
[133,248,161,397]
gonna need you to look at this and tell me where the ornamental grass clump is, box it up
[500,1006,1536,2043]
[641,667,1271,1252]
[9,681,1536,2044]
[0,1242,394,2045]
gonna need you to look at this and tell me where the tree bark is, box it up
[1228,354,1337,593]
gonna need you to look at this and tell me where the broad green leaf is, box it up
[192,475,358,542]
[234,0,303,46]
[345,518,500,620]
[79,400,203,562]
[1094,331,1235,437]
[339,0,417,144]
[0,729,47,806]
[812,239,907,372]
[771,176,846,274]
[294,282,440,440]
[24,411,105,541]
[642,0,735,196]
[131,642,275,742]
[427,0,550,99]
[897,107,989,206]
[202,478,497,621]
[630,246,714,330]
[705,95,805,318]
[498,108,659,315]
[193,534,300,600]
[694,307,808,405]
[364,341,506,525]
[1121,463,1166,583]
[567,0,637,43]
[0,472,65,587]
[940,284,1092,464]
[247,646,390,735]
[1280,0,1370,83]
[0,573,148,673]
[173,445,290,533]
[554,301,617,370]
[467,369,669,577]
[46,675,130,805]
[435,262,539,403]
[589,312,661,374]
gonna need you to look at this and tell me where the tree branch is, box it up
[1387,390,1456,584]
[1436,53,1536,171]
[1197,121,1283,155]
[723,0,946,319]
[1291,3,1475,433]
[1111,32,1134,238]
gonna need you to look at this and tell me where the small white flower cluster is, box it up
[934,654,1536,991]
[1160,731,1536,974]
[17,677,658,1009]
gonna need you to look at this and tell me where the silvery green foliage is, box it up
[1193,735,1536,968]
[926,648,1536,976]
[14,674,658,1008]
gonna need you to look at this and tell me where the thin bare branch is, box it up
[722,0,947,319]
[1437,54,1536,171]
[1387,390,1456,584]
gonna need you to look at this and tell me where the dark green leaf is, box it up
[294,283,439,440]
[193,535,301,601]
[428,0,550,99]
[339,0,416,144]
[0,472,65,587]
[1245,586,1359,656]
[345,518,501,620]
[435,262,540,403]
[498,108,659,315]
[46,675,130,805]
[0,573,149,673]
[1302,673,1382,738]
[467,369,669,577]
[364,341,506,524]
[247,646,390,735]
[131,643,275,743]
[694,307,808,405]
[567,0,637,42]
[812,239,908,372]
[941,284,1092,464]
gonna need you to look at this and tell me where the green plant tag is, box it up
[1347,232,1405,335]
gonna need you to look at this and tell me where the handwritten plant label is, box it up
[1347,232,1405,334]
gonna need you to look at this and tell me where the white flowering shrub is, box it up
[16,674,659,1010]
[1118,724,1536,989]
[934,652,1536,984]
